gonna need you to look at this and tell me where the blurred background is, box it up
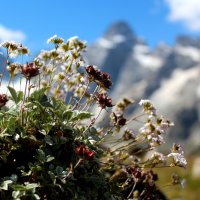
[0,0,200,199]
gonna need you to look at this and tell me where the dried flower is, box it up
[0,94,8,108]
[85,65,112,89]
[21,62,40,79]
[100,72,112,89]
[86,65,102,81]
[112,112,126,126]
[96,93,113,109]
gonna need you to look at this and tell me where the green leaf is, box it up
[72,111,93,121]
[46,155,55,162]
[12,190,20,198]
[33,194,40,200]
[44,135,54,145]
[11,183,40,191]
[6,103,20,116]
[17,91,23,102]
[36,149,45,161]
[0,112,4,119]
[0,180,13,190]
[8,86,18,103]
[31,87,49,101]
[48,171,56,184]
[62,110,73,121]
[11,184,26,191]
[24,183,40,190]
[39,94,52,107]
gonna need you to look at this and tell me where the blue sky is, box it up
[0,0,200,55]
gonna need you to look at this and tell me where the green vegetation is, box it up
[0,36,187,199]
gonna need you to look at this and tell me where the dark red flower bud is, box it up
[85,65,112,89]
[102,79,112,89]
[134,171,142,179]
[101,72,111,80]
[0,94,8,108]
[96,93,113,109]
[100,72,112,89]
[75,145,95,160]
[85,65,101,80]
[75,145,86,156]
[152,173,158,181]
[84,149,95,160]
[113,112,126,126]
[21,62,39,79]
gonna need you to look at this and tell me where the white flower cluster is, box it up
[139,99,156,115]
[167,143,187,168]
[35,35,88,98]
[139,100,174,147]
[150,145,187,168]
[0,41,29,58]
[138,100,187,168]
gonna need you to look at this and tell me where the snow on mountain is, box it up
[175,45,200,62]
[151,67,199,118]
[133,44,163,70]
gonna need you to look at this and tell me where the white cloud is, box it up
[0,24,26,42]
[165,0,200,31]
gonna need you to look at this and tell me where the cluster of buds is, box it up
[75,145,95,160]
[85,65,112,89]
[96,93,113,109]
[0,94,8,108]
[21,62,40,80]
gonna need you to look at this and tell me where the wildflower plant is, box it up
[0,36,186,200]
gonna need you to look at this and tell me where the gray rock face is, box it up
[85,21,143,86]
[176,35,200,48]
[85,21,200,152]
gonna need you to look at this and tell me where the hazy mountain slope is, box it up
[85,21,200,151]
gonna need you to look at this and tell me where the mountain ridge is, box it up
[85,21,200,152]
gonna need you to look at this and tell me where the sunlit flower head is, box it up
[168,152,187,168]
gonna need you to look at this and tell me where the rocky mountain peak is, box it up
[176,35,200,48]
[103,21,135,41]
